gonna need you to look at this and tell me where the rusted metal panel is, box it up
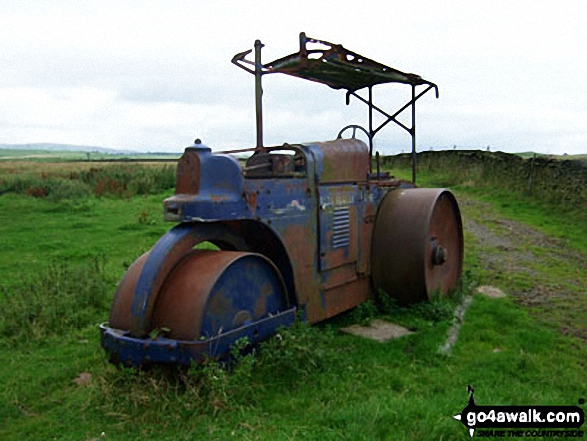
[164,142,244,222]
[279,223,322,322]
[323,276,370,318]
[237,164,322,322]
[320,262,357,291]
[309,139,370,183]
[234,32,435,92]
[357,185,376,276]
[318,185,360,271]
[245,152,295,177]
[175,149,201,195]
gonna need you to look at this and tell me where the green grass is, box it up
[1,159,586,440]
[0,193,171,290]
[2,291,584,440]
[0,257,113,345]
[0,148,181,161]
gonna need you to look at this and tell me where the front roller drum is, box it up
[109,249,289,340]
[151,249,289,341]
[103,224,294,365]
[371,188,463,304]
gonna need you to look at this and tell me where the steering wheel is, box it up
[337,124,371,141]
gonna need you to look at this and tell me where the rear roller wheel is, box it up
[371,188,463,304]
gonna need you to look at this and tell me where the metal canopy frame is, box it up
[232,32,439,183]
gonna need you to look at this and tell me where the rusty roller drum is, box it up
[108,224,289,342]
[371,188,463,304]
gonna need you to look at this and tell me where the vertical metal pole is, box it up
[254,40,264,149]
[368,86,373,173]
[411,84,417,184]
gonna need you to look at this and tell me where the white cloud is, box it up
[0,0,586,154]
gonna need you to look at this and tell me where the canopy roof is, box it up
[262,34,433,92]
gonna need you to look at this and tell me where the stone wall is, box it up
[383,151,587,208]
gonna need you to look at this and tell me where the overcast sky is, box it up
[1,0,586,155]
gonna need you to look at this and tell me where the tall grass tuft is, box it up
[77,164,176,197]
[0,164,176,200]
[93,343,260,423]
[0,257,114,346]
[255,320,344,382]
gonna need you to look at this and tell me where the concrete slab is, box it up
[340,319,414,342]
[476,285,506,298]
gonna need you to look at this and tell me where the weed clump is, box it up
[0,257,113,346]
[93,340,259,421]
[92,321,345,423]
[372,271,475,331]
[349,299,379,326]
[256,320,342,382]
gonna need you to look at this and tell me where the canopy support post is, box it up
[254,40,264,150]
[411,84,417,184]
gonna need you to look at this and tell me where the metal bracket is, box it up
[232,32,440,183]
[345,83,439,182]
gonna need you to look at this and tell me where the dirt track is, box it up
[459,195,587,341]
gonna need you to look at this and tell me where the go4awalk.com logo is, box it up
[453,386,585,438]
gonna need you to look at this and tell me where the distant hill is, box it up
[0,143,136,155]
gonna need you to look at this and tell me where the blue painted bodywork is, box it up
[101,139,408,365]
[101,308,296,365]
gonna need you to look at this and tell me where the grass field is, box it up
[0,148,181,161]
[1,155,585,440]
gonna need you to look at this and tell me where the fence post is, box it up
[527,153,536,195]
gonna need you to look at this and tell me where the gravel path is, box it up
[458,195,587,341]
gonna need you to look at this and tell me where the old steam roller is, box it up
[101,33,464,366]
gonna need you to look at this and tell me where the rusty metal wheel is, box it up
[151,250,288,340]
[109,224,288,340]
[109,223,245,334]
[371,188,463,304]
[103,223,293,365]
[108,223,289,342]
